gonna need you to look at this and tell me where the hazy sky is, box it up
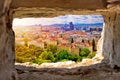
[13,15,104,26]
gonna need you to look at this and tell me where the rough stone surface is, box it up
[13,7,107,18]
[109,11,120,68]
[0,0,120,80]
[15,58,102,69]
[95,23,105,59]
[11,0,107,9]
[15,63,120,80]
[99,7,120,68]
[0,0,18,80]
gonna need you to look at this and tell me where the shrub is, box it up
[77,56,82,62]
[87,52,96,59]
[80,51,86,57]
[79,48,90,57]
[82,48,90,54]
[69,54,78,62]
[39,51,55,62]
[60,59,69,62]
[16,44,44,63]
[46,44,57,54]
[15,43,93,64]
[16,56,30,63]
[31,59,51,64]
[57,50,69,61]
[29,44,44,57]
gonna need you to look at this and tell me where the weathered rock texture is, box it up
[0,0,120,80]
[11,0,107,9]
[0,0,17,80]
[105,9,120,68]
[11,0,120,68]
[97,6,120,68]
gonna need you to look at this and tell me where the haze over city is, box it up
[13,15,104,27]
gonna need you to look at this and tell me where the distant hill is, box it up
[50,23,103,27]
[14,23,103,27]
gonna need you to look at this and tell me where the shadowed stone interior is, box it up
[11,0,107,9]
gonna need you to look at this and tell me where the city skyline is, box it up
[13,15,104,27]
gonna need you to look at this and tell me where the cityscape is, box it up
[13,15,104,63]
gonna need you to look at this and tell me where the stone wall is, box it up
[0,0,120,80]
[108,11,120,68]
[11,0,106,9]
[97,7,120,68]
[0,0,17,80]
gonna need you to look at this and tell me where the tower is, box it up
[69,22,74,31]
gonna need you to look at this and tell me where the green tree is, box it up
[15,44,44,63]
[46,44,57,54]
[15,44,33,63]
[39,51,55,62]
[92,39,96,51]
[77,56,82,62]
[79,47,82,54]
[82,48,90,54]
[70,37,74,43]
[69,54,78,62]
[29,44,44,58]
[57,50,69,61]
[87,52,96,59]
[80,51,86,57]
[79,48,90,57]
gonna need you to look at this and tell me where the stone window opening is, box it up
[0,0,120,80]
